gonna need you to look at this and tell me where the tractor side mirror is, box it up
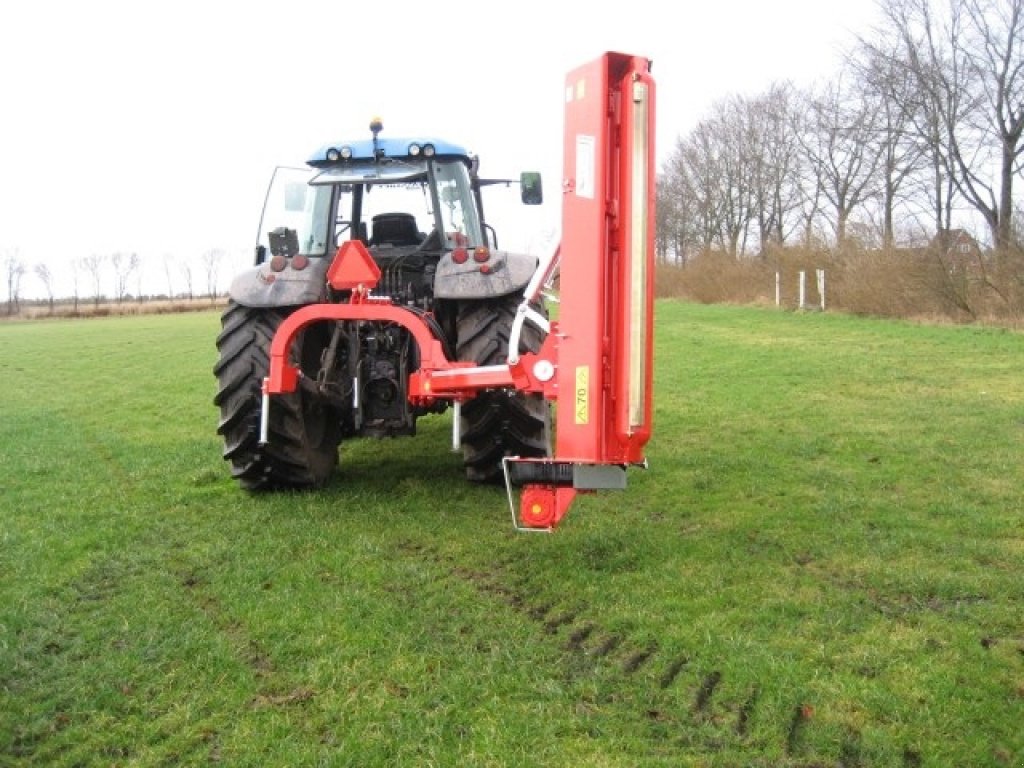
[520,172,543,205]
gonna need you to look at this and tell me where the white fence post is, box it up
[798,270,806,309]
[816,269,826,311]
[775,271,780,307]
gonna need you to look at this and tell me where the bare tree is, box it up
[162,254,176,298]
[797,77,884,247]
[746,83,806,251]
[180,261,194,301]
[859,5,951,240]
[968,0,1024,248]
[660,84,811,259]
[71,258,81,313]
[83,254,105,308]
[796,171,828,249]
[850,40,929,248]
[135,254,146,303]
[881,0,1023,248]
[4,249,25,316]
[910,65,958,238]
[110,252,140,304]
[658,135,713,263]
[676,122,726,253]
[201,248,225,302]
[655,174,684,264]
[713,97,757,256]
[34,263,55,313]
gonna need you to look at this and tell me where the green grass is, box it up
[1,303,1022,767]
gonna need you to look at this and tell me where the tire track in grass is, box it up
[786,703,813,757]
[397,541,772,756]
[396,540,933,766]
[735,686,759,736]
[175,563,314,711]
[622,645,658,675]
[692,670,722,715]
[564,623,595,651]
[659,656,688,690]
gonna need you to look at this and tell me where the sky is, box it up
[0,0,880,299]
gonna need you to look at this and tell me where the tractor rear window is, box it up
[257,167,334,257]
[433,160,483,245]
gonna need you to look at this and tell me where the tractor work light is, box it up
[324,146,353,162]
[408,143,422,156]
[473,247,490,263]
[422,143,436,157]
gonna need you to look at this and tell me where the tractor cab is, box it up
[255,122,540,273]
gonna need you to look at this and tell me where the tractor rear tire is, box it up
[214,301,341,490]
[456,296,551,484]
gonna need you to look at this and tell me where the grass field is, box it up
[1,303,1022,767]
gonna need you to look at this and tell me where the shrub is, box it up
[656,245,1024,328]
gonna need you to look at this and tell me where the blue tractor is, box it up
[214,120,550,490]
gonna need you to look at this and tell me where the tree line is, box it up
[657,0,1023,263]
[3,248,228,316]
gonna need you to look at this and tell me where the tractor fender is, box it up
[432,250,537,299]
[227,259,330,308]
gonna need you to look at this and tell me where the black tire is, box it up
[456,295,552,483]
[213,301,342,490]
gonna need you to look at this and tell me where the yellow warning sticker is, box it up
[575,366,589,425]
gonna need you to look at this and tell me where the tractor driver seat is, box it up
[368,212,424,247]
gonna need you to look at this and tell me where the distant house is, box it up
[929,229,984,264]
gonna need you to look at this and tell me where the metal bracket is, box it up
[507,241,560,366]
[502,457,554,534]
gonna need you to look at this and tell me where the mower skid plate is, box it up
[502,457,630,530]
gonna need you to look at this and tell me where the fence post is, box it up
[798,270,806,309]
[816,269,825,311]
[775,271,780,307]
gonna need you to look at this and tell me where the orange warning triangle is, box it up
[326,240,381,291]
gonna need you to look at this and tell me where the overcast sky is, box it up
[0,0,879,297]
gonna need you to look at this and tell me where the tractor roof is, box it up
[307,137,471,168]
